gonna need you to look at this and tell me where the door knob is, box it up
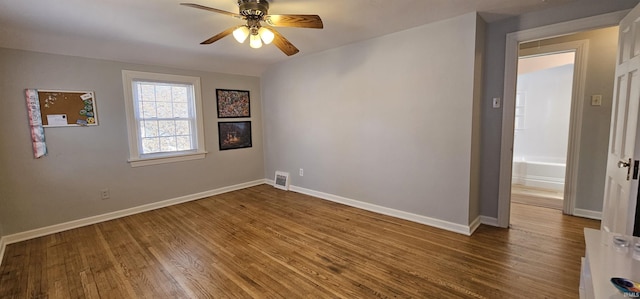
[618,158,633,180]
[619,160,631,168]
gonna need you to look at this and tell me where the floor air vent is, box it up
[274,171,290,191]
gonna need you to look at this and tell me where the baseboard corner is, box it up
[468,216,482,235]
[480,215,499,227]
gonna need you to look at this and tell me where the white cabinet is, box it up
[581,228,640,299]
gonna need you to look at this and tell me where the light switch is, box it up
[492,97,501,108]
[591,95,602,106]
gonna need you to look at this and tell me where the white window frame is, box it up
[122,70,207,167]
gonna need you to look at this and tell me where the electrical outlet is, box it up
[299,168,304,176]
[101,188,110,200]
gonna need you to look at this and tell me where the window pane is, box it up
[176,136,192,151]
[140,84,155,102]
[141,120,159,138]
[173,102,189,118]
[172,86,188,102]
[157,102,173,118]
[141,137,160,154]
[156,85,172,102]
[140,101,157,118]
[175,120,191,135]
[158,120,176,137]
[159,137,176,152]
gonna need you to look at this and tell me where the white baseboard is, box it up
[0,179,266,252]
[480,215,499,227]
[265,179,276,188]
[0,179,498,266]
[573,208,602,220]
[286,184,477,236]
[469,216,482,234]
[512,176,564,192]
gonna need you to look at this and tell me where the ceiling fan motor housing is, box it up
[238,0,269,19]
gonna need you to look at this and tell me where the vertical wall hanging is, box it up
[24,89,47,158]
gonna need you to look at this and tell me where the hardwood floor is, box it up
[0,184,600,298]
[511,184,564,210]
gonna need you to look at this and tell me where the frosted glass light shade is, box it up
[233,26,250,43]
[258,27,274,45]
[249,34,262,48]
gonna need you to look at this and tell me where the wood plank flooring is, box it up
[511,184,564,210]
[0,184,600,298]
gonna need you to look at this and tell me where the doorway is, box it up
[497,11,625,228]
[511,50,576,211]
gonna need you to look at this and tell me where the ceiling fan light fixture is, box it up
[258,27,274,44]
[181,1,322,56]
[233,26,250,43]
[249,34,262,48]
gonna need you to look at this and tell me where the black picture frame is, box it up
[218,121,252,150]
[216,89,250,118]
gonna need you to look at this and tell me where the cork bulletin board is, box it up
[38,90,98,127]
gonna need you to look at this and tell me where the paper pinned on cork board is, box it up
[80,93,93,100]
[46,114,68,126]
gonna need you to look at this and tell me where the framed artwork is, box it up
[218,121,252,150]
[216,89,250,118]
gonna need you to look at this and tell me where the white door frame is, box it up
[497,10,630,228]
[517,40,588,215]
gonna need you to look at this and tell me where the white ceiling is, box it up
[0,0,578,76]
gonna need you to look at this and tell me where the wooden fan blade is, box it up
[264,14,323,29]
[265,26,299,56]
[180,3,242,19]
[201,26,238,44]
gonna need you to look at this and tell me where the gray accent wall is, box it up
[262,13,484,227]
[480,0,640,218]
[0,48,264,235]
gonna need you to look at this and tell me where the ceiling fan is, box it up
[181,0,323,56]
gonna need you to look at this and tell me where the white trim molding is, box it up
[0,179,266,265]
[275,183,479,236]
[573,209,602,220]
[518,39,590,217]
[480,216,499,227]
[468,216,482,234]
[122,70,207,167]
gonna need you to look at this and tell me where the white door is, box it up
[602,3,640,235]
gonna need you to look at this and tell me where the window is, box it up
[122,70,206,167]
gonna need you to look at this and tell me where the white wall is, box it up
[262,13,483,227]
[0,48,264,235]
[514,63,574,163]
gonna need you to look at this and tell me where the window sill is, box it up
[128,151,207,167]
